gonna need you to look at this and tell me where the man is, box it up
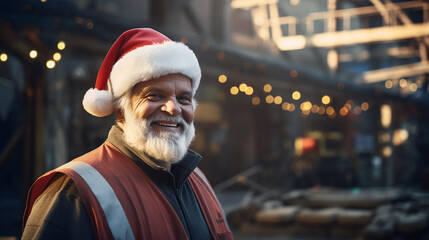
[22,28,233,240]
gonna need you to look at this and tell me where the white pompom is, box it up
[82,88,114,117]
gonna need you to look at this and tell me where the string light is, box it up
[57,41,66,50]
[344,103,352,111]
[385,80,393,89]
[274,96,282,105]
[245,86,254,95]
[311,104,319,113]
[282,102,289,111]
[292,91,301,100]
[230,86,239,95]
[326,106,335,116]
[239,83,248,92]
[361,102,369,111]
[252,97,261,105]
[340,107,349,116]
[263,84,272,93]
[300,101,312,111]
[399,79,407,88]
[382,146,392,157]
[0,53,8,62]
[53,52,61,61]
[410,83,418,92]
[29,50,38,59]
[218,75,227,83]
[46,60,56,69]
[322,95,330,105]
[221,72,370,119]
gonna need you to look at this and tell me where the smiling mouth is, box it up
[153,121,181,128]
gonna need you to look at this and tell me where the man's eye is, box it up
[147,94,162,101]
[178,96,192,104]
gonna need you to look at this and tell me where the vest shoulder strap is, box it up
[58,161,135,240]
[189,168,234,239]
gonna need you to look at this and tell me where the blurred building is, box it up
[1,0,429,237]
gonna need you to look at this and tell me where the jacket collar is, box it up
[106,125,202,188]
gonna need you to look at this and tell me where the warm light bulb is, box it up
[381,104,392,128]
[282,102,289,111]
[252,97,260,105]
[245,86,254,95]
[361,102,369,111]
[385,80,393,89]
[46,60,56,69]
[53,52,61,61]
[0,53,8,62]
[230,86,239,95]
[300,101,312,111]
[29,50,38,59]
[292,91,301,100]
[263,84,272,93]
[311,104,319,113]
[218,75,227,83]
[340,107,349,116]
[57,41,66,50]
[239,83,248,92]
[399,79,407,88]
[344,103,352,110]
[322,95,330,105]
[326,106,335,115]
[274,96,282,105]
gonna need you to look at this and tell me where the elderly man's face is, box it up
[120,73,196,164]
[130,73,194,131]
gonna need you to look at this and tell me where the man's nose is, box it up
[161,98,182,115]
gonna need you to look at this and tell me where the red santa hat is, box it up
[82,28,201,117]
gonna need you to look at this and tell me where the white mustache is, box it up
[147,115,188,128]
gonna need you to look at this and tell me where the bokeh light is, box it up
[292,91,301,100]
[218,74,227,83]
[57,41,66,50]
[29,50,38,59]
[0,53,7,62]
[264,84,272,93]
[46,60,56,69]
[322,95,330,105]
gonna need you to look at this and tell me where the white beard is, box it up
[121,101,195,164]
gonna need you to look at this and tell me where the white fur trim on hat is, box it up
[109,41,201,99]
[82,88,114,117]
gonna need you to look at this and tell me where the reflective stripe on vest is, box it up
[60,161,135,240]
[194,168,230,230]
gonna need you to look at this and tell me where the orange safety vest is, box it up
[23,142,233,240]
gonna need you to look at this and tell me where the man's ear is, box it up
[115,109,125,125]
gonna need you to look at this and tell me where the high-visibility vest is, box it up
[24,142,233,240]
